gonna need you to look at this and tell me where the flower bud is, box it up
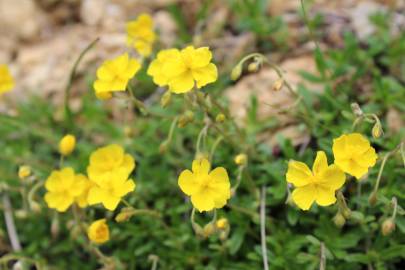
[159,140,169,154]
[15,210,28,219]
[88,219,110,244]
[219,230,229,241]
[160,91,172,108]
[342,208,351,219]
[115,208,134,223]
[30,201,41,213]
[372,121,383,138]
[351,103,363,117]
[247,62,259,73]
[203,223,216,238]
[178,111,194,128]
[333,213,346,228]
[18,165,31,180]
[381,218,395,236]
[234,154,248,166]
[216,218,229,230]
[59,134,76,156]
[231,64,242,81]
[272,78,284,92]
[368,191,377,206]
[215,113,226,123]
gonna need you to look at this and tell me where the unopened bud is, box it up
[215,113,226,123]
[231,65,242,81]
[342,208,351,219]
[368,192,377,206]
[219,230,229,241]
[272,78,284,92]
[178,111,194,128]
[159,140,169,154]
[30,201,41,213]
[234,154,248,166]
[351,103,363,117]
[59,134,76,156]
[18,165,31,180]
[160,91,172,108]
[216,218,229,230]
[247,62,259,73]
[115,208,134,223]
[381,218,395,236]
[333,213,346,228]
[372,121,383,138]
[15,210,28,219]
[203,223,216,238]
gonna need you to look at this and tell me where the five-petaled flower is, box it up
[88,219,110,244]
[44,167,88,212]
[0,64,14,95]
[87,144,136,210]
[178,159,230,212]
[148,46,218,94]
[93,53,140,99]
[286,151,346,210]
[333,133,378,179]
[127,13,156,57]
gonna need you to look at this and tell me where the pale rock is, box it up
[80,0,106,26]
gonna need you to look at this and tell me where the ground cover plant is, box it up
[0,0,404,269]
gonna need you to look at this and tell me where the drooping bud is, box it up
[351,103,363,117]
[215,113,226,123]
[231,64,242,81]
[178,111,194,128]
[368,191,377,206]
[202,223,216,238]
[381,218,396,236]
[272,78,284,92]
[159,140,169,154]
[247,62,259,73]
[372,120,383,138]
[234,154,248,166]
[18,165,31,180]
[333,212,346,228]
[216,218,229,230]
[160,91,172,108]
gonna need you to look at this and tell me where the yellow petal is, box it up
[87,186,106,205]
[318,164,345,190]
[192,159,211,175]
[332,134,347,160]
[291,185,316,210]
[114,179,136,197]
[168,72,194,93]
[94,80,112,93]
[286,161,312,187]
[102,196,121,211]
[123,58,141,78]
[315,186,337,206]
[335,158,369,179]
[356,147,378,167]
[178,169,199,195]
[96,65,114,81]
[192,63,218,88]
[346,133,371,154]
[191,191,215,212]
[312,151,328,175]
[189,47,212,69]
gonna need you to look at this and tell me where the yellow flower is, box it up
[333,133,378,179]
[44,167,87,212]
[87,170,136,211]
[286,151,346,211]
[59,134,76,156]
[87,144,135,185]
[87,219,110,244]
[178,159,230,212]
[86,144,136,210]
[75,180,94,208]
[126,13,156,57]
[148,46,218,94]
[93,53,140,98]
[0,64,14,95]
[18,165,31,180]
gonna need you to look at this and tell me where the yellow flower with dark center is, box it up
[333,133,378,179]
[86,144,136,211]
[126,14,156,57]
[0,64,14,95]
[286,151,346,211]
[44,167,88,212]
[178,159,230,212]
[88,219,110,244]
[148,46,218,94]
[93,53,140,98]
[59,134,76,156]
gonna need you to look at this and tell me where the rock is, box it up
[154,11,178,47]
[80,0,106,26]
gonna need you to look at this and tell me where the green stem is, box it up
[64,38,100,127]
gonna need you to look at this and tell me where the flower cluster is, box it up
[148,46,218,94]
[87,144,136,211]
[126,14,156,57]
[286,133,377,210]
[0,64,14,96]
[178,159,230,212]
[44,142,135,212]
